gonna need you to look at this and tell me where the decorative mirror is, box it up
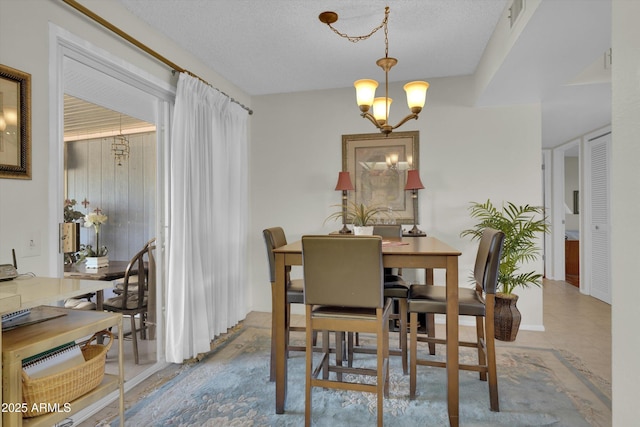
[0,64,31,179]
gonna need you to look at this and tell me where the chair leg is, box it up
[336,331,344,382]
[376,317,385,427]
[409,312,418,399]
[427,313,436,355]
[131,315,139,365]
[270,285,277,382]
[398,298,408,375]
[285,302,291,360]
[305,306,313,426]
[322,330,330,380]
[347,332,354,367]
[476,316,488,381]
[140,312,147,340]
[484,312,500,411]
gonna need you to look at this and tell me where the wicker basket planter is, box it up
[21,330,112,418]
[494,293,521,342]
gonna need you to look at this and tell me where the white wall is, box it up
[611,1,640,424]
[0,0,545,331]
[249,75,545,330]
[0,0,250,275]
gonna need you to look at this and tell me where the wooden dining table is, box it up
[272,236,462,426]
[64,261,138,310]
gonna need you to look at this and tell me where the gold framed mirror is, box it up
[0,64,31,179]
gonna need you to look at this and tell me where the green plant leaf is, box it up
[460,199,549,294]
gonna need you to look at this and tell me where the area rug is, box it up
[111,327,611,427]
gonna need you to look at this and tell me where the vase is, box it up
[494,292,521,341]
[353,226,374,235]
[85,256,109,270]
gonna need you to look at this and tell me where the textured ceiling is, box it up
[67,0,611,149]
[117,0,507,96]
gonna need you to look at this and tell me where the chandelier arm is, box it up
[391,113,419,130]
[360,112,384,129]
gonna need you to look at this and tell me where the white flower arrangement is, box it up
[80,209,109,258]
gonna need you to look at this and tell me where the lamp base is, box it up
[339,225,352,234]
[405,225,426,236]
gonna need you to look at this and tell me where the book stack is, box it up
[22,341,85,379]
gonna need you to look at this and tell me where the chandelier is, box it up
[111,115,130,166]
[111,133,130,166]
[319,7,429,135]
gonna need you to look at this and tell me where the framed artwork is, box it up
[0,64,31,179]
[342,131,419,225]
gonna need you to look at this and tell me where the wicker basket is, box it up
[21,330,113,418]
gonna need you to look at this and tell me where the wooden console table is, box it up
[0,276,124,427]
[2,309,124,427]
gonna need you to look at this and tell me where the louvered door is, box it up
[587,133,611,304]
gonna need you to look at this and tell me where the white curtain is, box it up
[166,73,248,363]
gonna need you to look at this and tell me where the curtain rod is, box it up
[62,0,253,115]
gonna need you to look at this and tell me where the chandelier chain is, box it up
[326,6,389,47]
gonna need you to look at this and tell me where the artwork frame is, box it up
[0,64,31,180]
[342,131,420,225]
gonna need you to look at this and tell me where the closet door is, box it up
[586,132,611,304]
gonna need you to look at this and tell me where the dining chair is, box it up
[302,235,391,427]
[103,239,156,364]
[407,228,504,411]
[263,227,309,382]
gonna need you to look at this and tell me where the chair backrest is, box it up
[119,240,155,309]
[302,235,384,308]
[373,224,402,239]
[147,239,156,296]
[473,228,505,295]
[263,227,291,284]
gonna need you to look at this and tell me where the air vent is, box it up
[509,0,524,28]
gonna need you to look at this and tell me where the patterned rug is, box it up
[111,326,611,426]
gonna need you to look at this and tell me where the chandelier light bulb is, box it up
[404,81,430,113]
[354,79,378,112]
[372,97,392,123]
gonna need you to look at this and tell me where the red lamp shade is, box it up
[405,170,424,190]
[335,171,355,191]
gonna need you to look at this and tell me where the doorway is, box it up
[64,95,156,263]
[551,138,580,284]
[50,24,175,386]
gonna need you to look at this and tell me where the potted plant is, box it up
[325,201,390,235]
[460,199,549,341]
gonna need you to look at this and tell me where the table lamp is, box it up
[405,170,426,236]
[335,171,355,234]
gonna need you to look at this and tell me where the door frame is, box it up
[48,23,174,381]
[550,138,580,282]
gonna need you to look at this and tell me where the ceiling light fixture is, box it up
[319,7,429,135]
[111,115,130,166]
